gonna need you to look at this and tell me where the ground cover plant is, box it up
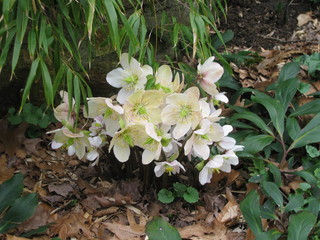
[0,0,319,239]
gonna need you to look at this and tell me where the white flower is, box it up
[161,87,202,139]
[54,91,75,125]
[197,56,224,96]
[220,150,240,173]
[155,65,184,93]
[184,119,213,160]
[154,160,185,177]
[199,155,224,185]
[217,125,236,150]
[213,92,229,103]
[106,53,153,104]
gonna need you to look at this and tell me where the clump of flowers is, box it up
[48,53,243,184]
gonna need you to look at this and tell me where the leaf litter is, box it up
[0,11,319,240]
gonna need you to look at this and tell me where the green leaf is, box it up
[292,171,317,185]
[287,211,316,240]
[286,117,301,141]
[298,82,311,94]
[240,190,262,235]
[158,189,174,203]
[27,29,37,58]
[255,230,282,240]
[260,200,278,220]
[183,187,199,203]
[289,99,320,117]
[103,0,120,53]
[268,163,282,187]
[0,28,16,71]
[242,135,275,154]
[40,59,53,106]
[87,0,96,40]
[0,173,24,213]
[230,111,274,136]
[252,92,285,138]
[212,30,234,49]
[278,62,300,82]
[146,217,181,240]
[0,193,38,234]
[262,181,283,207]
[285,193,305,212]
[275,77,299,112]
[73,75,81,121]
[289,113,320,150]
[173,182,187,198]
[306,145,320,158]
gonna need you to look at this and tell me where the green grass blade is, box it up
[40,59,54,106]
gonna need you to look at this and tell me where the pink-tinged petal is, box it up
[142,149,156,165]
[113,144,130,162]
[106,68,126,88]
[193,144,210,160]
[105,118,120,137]
[173,122,192,139]
[185,87,200,99]
[116,88,134,104]
[201,82,219,96]
[89,136,102,148]
[144,122,161,141]
[203,63,224,83]
[154,164,165,177]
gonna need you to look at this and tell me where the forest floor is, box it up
[0,0,319,240]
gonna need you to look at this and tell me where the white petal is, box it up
[51,141,63,149]
[68,145,75,156]
[215,93,229,103]
[199,167,212,185]
[207,155,224,168]
[173,122,192,139]
[87,150,99,161]
[154,165,165,177]
[116,88,134,104]
[113,144,130,162]
[194,144,210,160]
[220,162,231,173]
[142,149,156,165]
[106,68,126,88]
[219,137,236,150]
[223,125,233,136]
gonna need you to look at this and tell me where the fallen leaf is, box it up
[0,154,14,183]
[48,182,74,197]
[103,221,144,240]
[297,13,312,27]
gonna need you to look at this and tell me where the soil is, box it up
[220,0,319,49]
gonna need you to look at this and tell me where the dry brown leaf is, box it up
[179,221,228,240]
[50,212,94,239]
[48,182,74,197]
[6,235,50,240]
[126,208,147,233]
[17,203,57,233]
[0,154,14,183]
[103,221,144,240]
[217,189,241,225]
[297,13,312,27]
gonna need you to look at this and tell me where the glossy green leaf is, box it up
[0,193,38,234]
[289,99,320,117]
[286,117,301,141]
[27,29,37,58]
[278,62,300,82]
[287,211,316,240]
[53,64,66,97]
[275,77,299,112]
[3,0,17,24]
[240,190,262,235]
[146,217,181,240]
[289,113,320,150]
[252,92,285,138]
[255,230,282,240]
[230,111,274,136]
[0,173,23,213]
[262,181,283,207]
[242,135,275,154]
[20,58,40,110]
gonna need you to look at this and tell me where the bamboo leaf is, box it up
[73,75,81,119]
[103,0,120,53]
[0,28,16,71]
[87,0,96,41]
[40,59,54,106]
[20,58,40,110]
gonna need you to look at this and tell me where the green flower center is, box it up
[123,75,139,85]
[179,105,192,118]
[133,103,147,116]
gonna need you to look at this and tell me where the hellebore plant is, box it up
[48,53,242,185]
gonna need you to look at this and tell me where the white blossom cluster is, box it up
[48,53,243,185]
